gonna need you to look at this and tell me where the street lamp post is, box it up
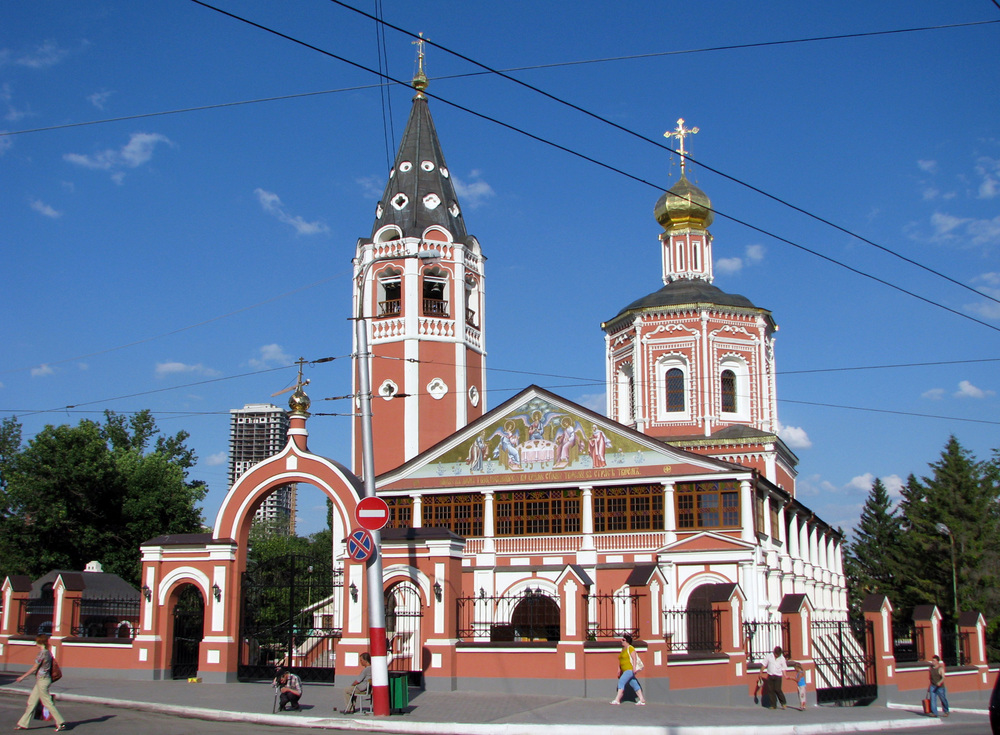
[355,247,439,716]
[935,522,960,665]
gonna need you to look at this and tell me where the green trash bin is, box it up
[388,672,409,712]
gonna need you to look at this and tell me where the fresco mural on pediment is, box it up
[418,397,659,480]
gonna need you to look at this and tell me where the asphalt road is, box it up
[0,695,374,735]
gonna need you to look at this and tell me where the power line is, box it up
[329,1,1000,311]
[185,0,1000,335]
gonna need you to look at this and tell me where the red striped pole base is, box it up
[370,625,390,716]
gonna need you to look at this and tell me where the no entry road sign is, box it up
[347,527,375,562]
[356,496,390,531]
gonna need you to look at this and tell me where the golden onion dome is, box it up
[289,387,311,414]
[654,175,714,230]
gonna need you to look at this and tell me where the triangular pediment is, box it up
[661,530,756,554]
[379,386,745,491]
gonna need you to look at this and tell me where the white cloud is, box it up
[29,198,61,219]
[929,212,968,239]
[254,188,329,235]
[154,361,221,379]
[917,160,938,174]
[744,244,765,263]
[64,132,172,181]
[30,364,54,377]
[249,343,293,369]
[576,393,607,414]
[1,82,31,124]
[882,474,905,499]
[954,379,995,399]
[976,156,1000,200]
[356,175,384,199]
[11,40,70,69]
[714,257,742,275]
[204,451,227,467]
[777,422,811,449]
[845,473,875,492]
[87,91,113,110]
[921,388,945,400]
[453,170,495,208]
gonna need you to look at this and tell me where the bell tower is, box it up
[602,120,796,493]
[353,45,486,476]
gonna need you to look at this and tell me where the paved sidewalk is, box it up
[0,674,990,734]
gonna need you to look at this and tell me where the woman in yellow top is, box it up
[610,634,647,705]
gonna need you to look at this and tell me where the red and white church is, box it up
[12,60,988,708]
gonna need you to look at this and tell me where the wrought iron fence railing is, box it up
[17,598,53,635]
[584,593,640,640]
[662,608,722,655]
[743,619,791,663]
[456,588,560,642]
[71,596,141,638]
[892,623,925,663]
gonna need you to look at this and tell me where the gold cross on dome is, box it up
[413,32,427,76]
[664,118,699,176]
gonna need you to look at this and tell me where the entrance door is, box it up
[238,554,343,682]
[385,582,423,684]
[171,585,204,680]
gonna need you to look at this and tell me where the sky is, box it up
[3,0,999,539]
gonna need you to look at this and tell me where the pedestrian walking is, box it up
[14,634,67,731]
[761,645,789,710]
[928,655,950,717]
[610,634,647,706]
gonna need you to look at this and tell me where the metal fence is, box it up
[585,593,640,640]
[892,622,925,663]
[941,628,970,667]
[17,598,53,636]
[72,597,141,638]
[457,588,561,642]
[662,608,722,655]
[743,619,790,663]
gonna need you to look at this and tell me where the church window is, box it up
[465,277,480,327]
[593,484,663,532]
[398,161,412,172]
[422,267,450,317]
[719,357,751,420]
[496,489,581,536]
[376,268,401,317]
[422,493,483,537]
[692,241,700,270]
[449,202,460,217]
[721,370,737,413]
[420,160,435,171]
[676,242,685,270]
[391,193,408,210]
[375,225,401,243]
[616,365,635,425]
[666,368,685,412]
[675,481,740,529]
[384,496,413,529]
[769,500,781,543]
[423,193,441,210]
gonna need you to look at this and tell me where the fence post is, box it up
[958,611,986,668]
[1,576,32,638]
[912,605,941,661]
[862,594,893,692]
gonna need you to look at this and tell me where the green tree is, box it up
[0,411,207,585]
[844,478,902,618]
[895,436,1000,628]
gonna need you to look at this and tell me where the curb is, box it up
[1,686,947,735]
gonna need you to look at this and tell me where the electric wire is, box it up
[329,0,1000,311]
[184,0,1000,336]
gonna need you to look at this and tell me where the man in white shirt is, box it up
[761,645,789,710]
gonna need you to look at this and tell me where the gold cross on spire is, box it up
[664,118,699,176]
[412,33,429,95]
[271,357,310,398]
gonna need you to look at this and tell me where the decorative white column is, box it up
[662,481,676,544]
[578,486,597,566]
[740,480,754,542]
[482,490,495,553]
[412,493,423,528]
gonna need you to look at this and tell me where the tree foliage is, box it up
[843,478,902,618]
[845,436,1000,650]
[0,411,207,585]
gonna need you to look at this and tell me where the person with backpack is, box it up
[14,634,67,731]
[610,634,647,705]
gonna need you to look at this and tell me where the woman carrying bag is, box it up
[610,634,647,706]
[14,634,67,731]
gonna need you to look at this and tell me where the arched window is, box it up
[685,584,720,654]
[666,368,685,412]
[422,267,450,317]
[721,369,737,413]
[617,365,634,425]
[465,276,479,327]
[510,591,560,642]
[376,267,401,317]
